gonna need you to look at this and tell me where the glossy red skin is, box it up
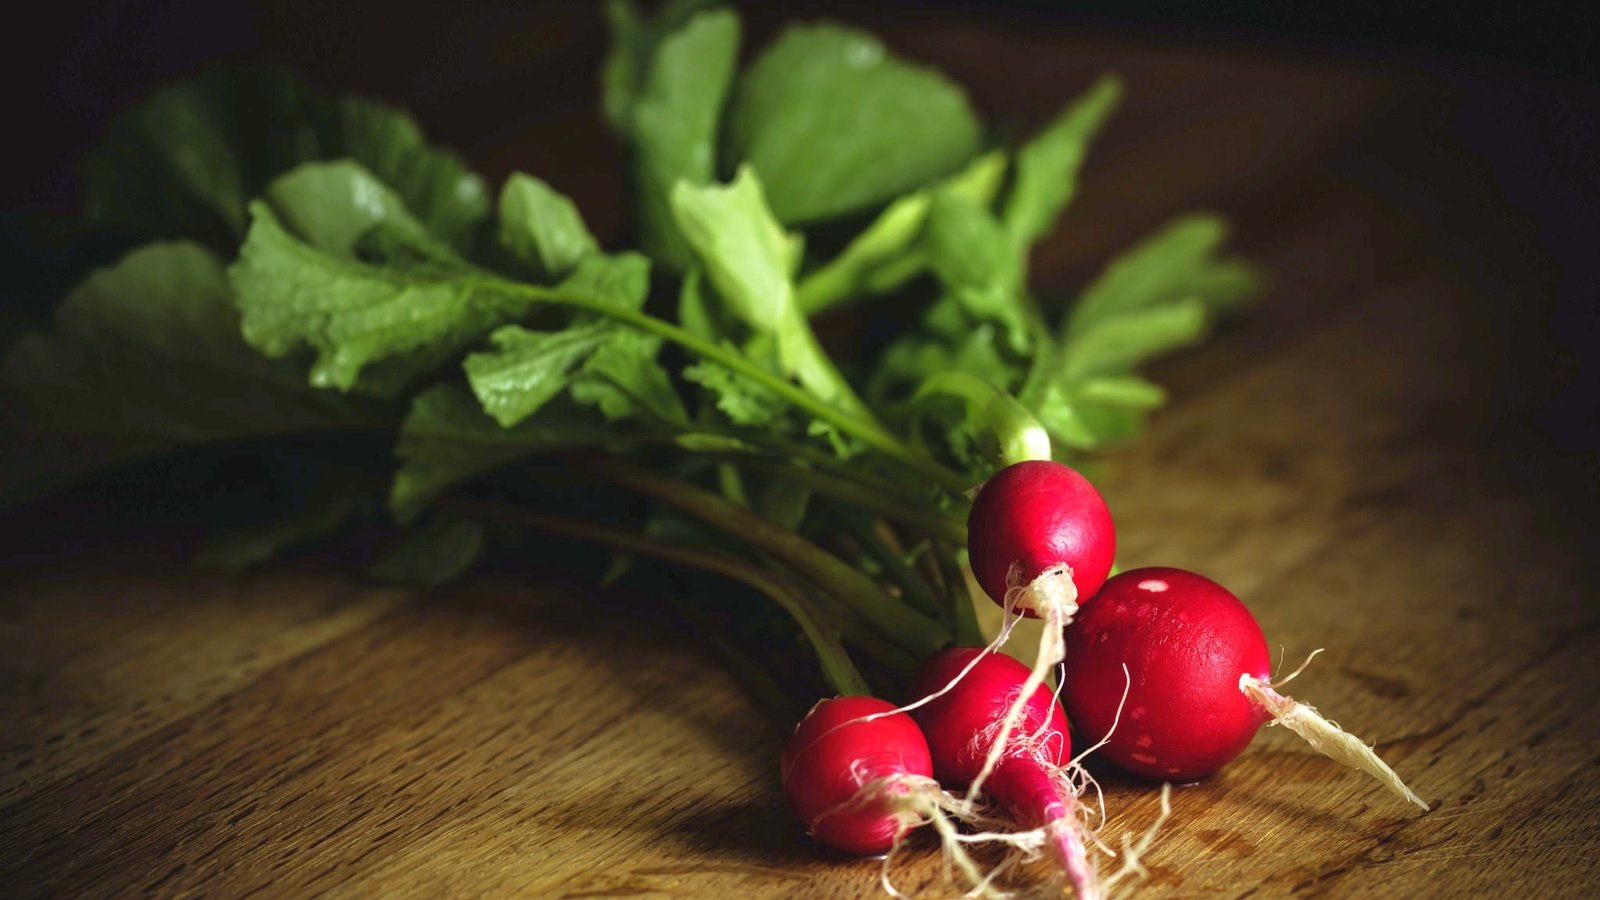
[781,696,934,855]
[912,648,1071,781]
[913,648,1074,826]
[966,460,1116,617]
[1062,567,1274,781]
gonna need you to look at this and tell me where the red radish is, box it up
[959,460,1116,834]
[913,648,1100,899]
[967,459,1116,618]
[1061,567,1427,809]
[781,696,935,855]
[782,696,1000,893]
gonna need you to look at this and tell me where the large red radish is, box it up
[1061,567,1427,809]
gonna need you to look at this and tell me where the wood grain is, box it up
[4,5,1597,897]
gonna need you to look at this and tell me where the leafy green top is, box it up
[3,2,1266,698]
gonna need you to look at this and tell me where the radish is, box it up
[958,461,1115,815]
[782,695,997,893]
[1060,566,1428,809]
[781,696,935,855]
[967,460,1117,617]
[912,648,1100,898]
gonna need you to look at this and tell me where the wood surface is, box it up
[4,4,1598,897]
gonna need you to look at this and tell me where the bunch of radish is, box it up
[781,460,1426,897]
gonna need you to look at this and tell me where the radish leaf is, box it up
[725,24,982,225]
[498,174,598,281]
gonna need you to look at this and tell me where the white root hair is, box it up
[965,563,1078,804]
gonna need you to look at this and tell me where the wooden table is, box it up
[4,5,1597,896]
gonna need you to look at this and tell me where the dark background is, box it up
[7,0,1598,214]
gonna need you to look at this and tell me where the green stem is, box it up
[581,458,951,660]
[726,456,966,546]
[487,277,972,496]
[448,499,872,697]
[913,371,1053,466]
[934,539,987,648]
[716,426,961,515]
[833,514,946,620]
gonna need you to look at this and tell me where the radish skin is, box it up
[781,696,938,855]
[913,648,1101,899]
[1062,567,1428,809]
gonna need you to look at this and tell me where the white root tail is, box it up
[1100,783,1174,898]
[966,564,1078,803]
[1240,675,1429,811]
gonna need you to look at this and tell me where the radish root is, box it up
[1101,782,1174,897]
[1240,671,1428,810]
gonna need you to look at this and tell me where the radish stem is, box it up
[581,457,952,658]
[932,540,986,648]
[831,514,946,619]
[728,456,966,546]
[456,500,872,696]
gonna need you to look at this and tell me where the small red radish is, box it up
[1061,567,1427,809]
[781,696,935,855]
[782,696,999,893]
[967,459,1116,619]
[913,648,1100,899]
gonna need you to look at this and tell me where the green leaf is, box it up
[726,23,983,224]
[463,252,675,428]
[796,150,1007,315]
[1004,75,1122,245]
[629,8,742,269]
[1034,376,1166,452]
[925,191,1017,292]
[230,193,532,396]
[1075,374,1167,409]
[83,66,488,250]
[1066,213,1264,339]
[600,0,725,134]
[498,173,598,280]
[265,160,447,259]
[683,359,787,429]
[572,329,687,424]
[676,268,723,341]
[912,371,1051,468]
[464,321,615,428]
[671,166,800,334]
[672,168,869,420]
[923,191,1032,354]
[1061,296,1208,381]
[555,251,652,315]
[1,242,370,500]
[866,295,1021,405]
[369,515,486,588]
[390,383,615,523]
[195,484,364,571]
